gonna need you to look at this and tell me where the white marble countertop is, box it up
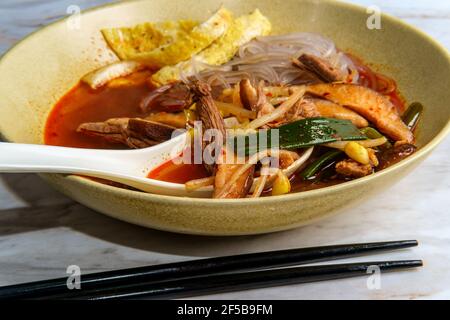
[0,0,449,300]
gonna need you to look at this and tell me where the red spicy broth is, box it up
[45,70,153,149]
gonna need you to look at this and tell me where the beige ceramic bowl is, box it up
[0,0,449,235]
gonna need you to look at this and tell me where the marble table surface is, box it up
[0,0,449,300]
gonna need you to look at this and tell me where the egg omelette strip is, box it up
[132,7,233,67]
[101,20,198,60]
[152,9,272,86]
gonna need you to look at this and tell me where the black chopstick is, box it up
[76,260,423,300]
[0,240,418,300]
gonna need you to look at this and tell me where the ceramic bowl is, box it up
[0,0,449,235]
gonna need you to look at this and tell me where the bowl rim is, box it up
[1,0,450,206]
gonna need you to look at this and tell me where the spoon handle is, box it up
[0,136,209,197]
[0,142,123,174]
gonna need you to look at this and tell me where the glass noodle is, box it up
[180,33,359,87]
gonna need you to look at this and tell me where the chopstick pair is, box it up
[0,240,421,300]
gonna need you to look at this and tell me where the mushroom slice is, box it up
[191,80,257,198]
[77,118,176,148]
[239,78,258,111]
[336,159,373,178]
[190,80,226,174]
[140,82,192,113]
[127,119,176,143]
[295,54,345,82]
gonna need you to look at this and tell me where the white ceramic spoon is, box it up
[0,133,213,198]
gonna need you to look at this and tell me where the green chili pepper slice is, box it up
[402,102,423,131]
[300,150,343,180]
